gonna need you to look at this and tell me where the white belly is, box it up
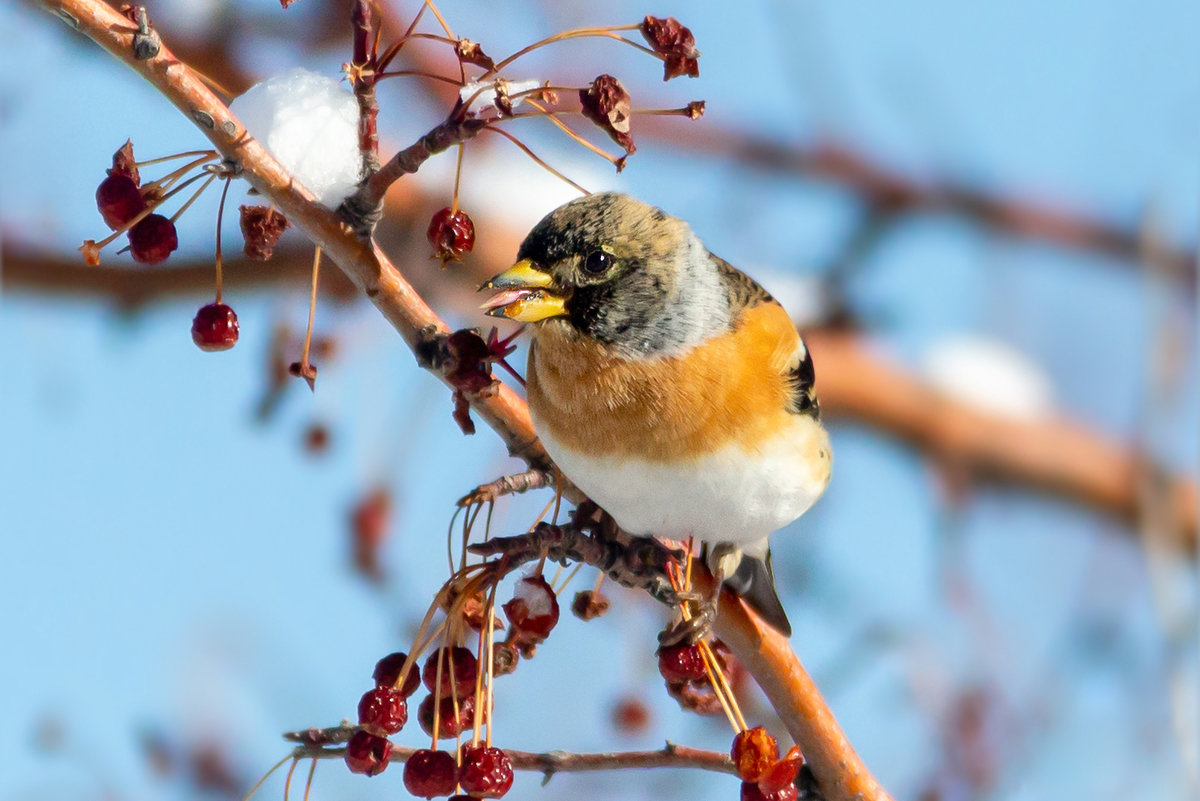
[536,414,831,544]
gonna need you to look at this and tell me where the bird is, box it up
[479,192,831,638]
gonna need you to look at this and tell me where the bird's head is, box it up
[480,192,731,356]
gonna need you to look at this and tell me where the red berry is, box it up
[402,749,458,799]
[657,644,706,683]
[758,746,803,794]
[128,213,178,265]
[502,575,560,644]
[458,744,514,798]
[372,652,422,697]
[191,303,239,352]
[611,696,651,734]
[422,647,478,697]
[729,724,777,781]
[343,730,392,776]
[427,207,475,260]
[740,780,797,801]
[417,693,476,740]
[96,174,147,230]
[731,727,779,782]
[357,687,408,735]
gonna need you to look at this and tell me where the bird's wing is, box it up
[711,253,821,419]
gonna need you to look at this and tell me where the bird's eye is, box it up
[583,250,614,275]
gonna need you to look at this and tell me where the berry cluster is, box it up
[345,646,515,797]
[87,141,180,266]
[344,570,564,797]
[85,141,295,355]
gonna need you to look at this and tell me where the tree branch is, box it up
[9,240,1192,549]
[808,331,1197,552]
[468,516,892,801]
[636,119,1196,289]
[37,0,549,471]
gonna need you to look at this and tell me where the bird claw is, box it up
[455,486,497,508]
[657,599,717,647]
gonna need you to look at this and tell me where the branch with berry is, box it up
[40,1,892,800]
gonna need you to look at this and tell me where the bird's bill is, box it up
[480,259,567,322]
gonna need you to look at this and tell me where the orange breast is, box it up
[526,301,802,462]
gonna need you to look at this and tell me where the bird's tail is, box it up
[706,541,793,637]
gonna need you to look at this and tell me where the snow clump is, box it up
[230,67,361,207]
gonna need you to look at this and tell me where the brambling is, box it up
[481,193,831,637]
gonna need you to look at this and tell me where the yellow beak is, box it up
[480,259,568,323]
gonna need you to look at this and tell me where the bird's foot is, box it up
[456,467,554,507]
[657,594,717,647]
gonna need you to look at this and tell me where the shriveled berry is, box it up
[421,646,478,697]
[740,780,797,801]
[579,75,635,155]
[459,744,514,798]
[372,652,421,697]
[417,693,475,740]
[758,746,803,794]
[357,686,407,735]
[503,575,560,644]
[128,213,178,265]
[239,205,289,260]
[191,303,239,352]
[427,207,475,261]
[402,749,458,799]
[571,589,610,621]
[640,15,701,81]
[343,730,391,776]
[657,644,706,682]
[96,174,147,229]
[731,727,779,782]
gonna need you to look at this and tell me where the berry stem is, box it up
[167,172,217,224]
[471,591,489,746]
[131,149,217,168]
[147,152,219,193]
[481,127,589,195]
[238,753,293,801]
[666,561,742,732]
[375,2,429,73]
[482,27,652,78]
[451,143,464,215]
[422,0,456,43]
[298,246,322,390]
[520,99,620,167]
[484,576,498,748]
[553,562,584,594]
[301,758,317,801]
[282,757,299,801]
[213,176,232,303]
[403,31,457,45]
[699,639,747,730]
[375,69,463,86]
[92,170,212,254]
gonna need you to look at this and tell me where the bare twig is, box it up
[284,723,736,779]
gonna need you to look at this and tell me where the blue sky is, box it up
[2,2,1197,801]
